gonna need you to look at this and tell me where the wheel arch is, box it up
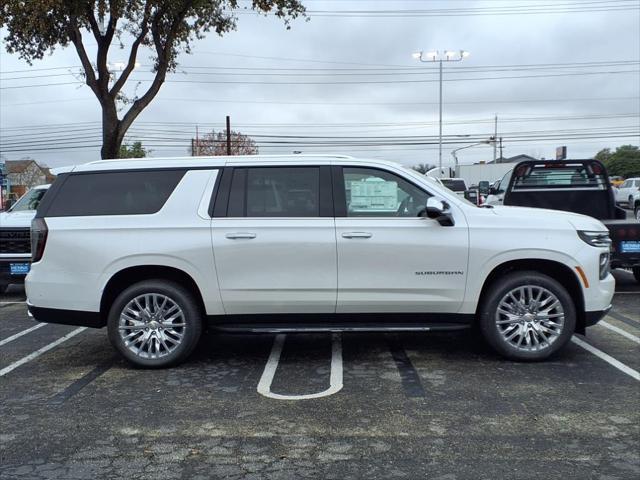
[100,265,207,325]
[476,259,586,334]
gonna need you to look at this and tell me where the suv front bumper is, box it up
[0,258,31,286]
[585,305,612,327]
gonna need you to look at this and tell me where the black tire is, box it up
[633,267,640,284]
[0,283,8,294]
[635,205,640,222]
[478,271,576,361]
[629,195,634,207]
[107,280,203,368]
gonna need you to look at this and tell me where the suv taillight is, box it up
[31,218,48,262]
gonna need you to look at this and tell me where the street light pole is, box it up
[439,59,443,172]
[450,140,492,171]
[413,50,469,174]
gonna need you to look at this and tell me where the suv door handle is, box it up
[342,232,372,239]
[225,232,257,240]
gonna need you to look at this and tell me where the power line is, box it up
[3,68,638,89]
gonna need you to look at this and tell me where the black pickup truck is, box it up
[502,159,640,283]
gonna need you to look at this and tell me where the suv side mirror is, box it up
[425,198,455,226]
[488,187,497,195]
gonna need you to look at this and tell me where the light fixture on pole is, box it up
[413,49,469,172]
[450,140,491,170]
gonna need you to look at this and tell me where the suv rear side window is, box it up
[228,167,321,217]
[45,170,185,217]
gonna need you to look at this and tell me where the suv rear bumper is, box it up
[27,304,104,328]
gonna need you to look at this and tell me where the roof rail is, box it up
[83,154,354,165]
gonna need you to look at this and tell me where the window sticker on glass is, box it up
[348,178,399,212]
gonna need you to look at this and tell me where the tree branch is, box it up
[109,3,152,98]
[85,4,115,91]
[119,2,193,135]
[68,23,100,99]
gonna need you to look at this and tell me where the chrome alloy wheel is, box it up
[495,285,565,352]
[118,294,186,359]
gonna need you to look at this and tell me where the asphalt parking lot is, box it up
[0,271,638,480]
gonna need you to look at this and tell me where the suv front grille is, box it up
[0,228,31,254]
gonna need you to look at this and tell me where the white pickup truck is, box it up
[25,155,614,367]
[0,185,50,293]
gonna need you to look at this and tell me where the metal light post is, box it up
[412,50,470,173]
[450,140,491,170]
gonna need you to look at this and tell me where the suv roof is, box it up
[68,154,365,173]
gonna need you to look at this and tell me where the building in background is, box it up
[4,159,55,204]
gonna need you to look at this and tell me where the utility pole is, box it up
[226,115,232,156]
[493,114,498,162]
[195,124,199,156]
[499,137,503,160]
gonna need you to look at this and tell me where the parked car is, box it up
[614,177,640,206]
[485,169,513,206]
[502,160,640,283]
[609,176,624,188]
[0,184,50,293]
[27,155,614,367]
[633,189,640,222]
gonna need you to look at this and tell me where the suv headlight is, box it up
[578,230,612,248]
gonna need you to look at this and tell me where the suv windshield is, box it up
[9,188,48,212]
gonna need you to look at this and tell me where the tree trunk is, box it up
[101,103,122,159]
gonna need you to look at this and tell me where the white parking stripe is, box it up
[0,323,45,347]
[572,336,640,381]
[599,320,640,344]
[257,333,343,400]
[0,327,87,377]
[0,301,27,305]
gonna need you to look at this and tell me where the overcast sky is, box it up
[1,0,639,170]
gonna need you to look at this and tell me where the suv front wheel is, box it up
[478,271,576,361]
[107,280,203,368]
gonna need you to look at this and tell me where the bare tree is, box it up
[412,163,436,175]
[193,130,259,156]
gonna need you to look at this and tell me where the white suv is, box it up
[26,155,614,367]
[615,177,640,206]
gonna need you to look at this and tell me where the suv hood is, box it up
[489,205,607,232]
[0,210,36,228]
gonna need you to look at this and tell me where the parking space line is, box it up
[0,323,45,347]
[0,301,27,305]
[386,336,426,398]
[257,333,343,400]
[599,321,640,344]
[0,327,87,377]
[571,336,640,381]
[48,358,114,405]
[607,311,640,328]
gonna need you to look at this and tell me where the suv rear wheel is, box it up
[107,280,203,368]
[478,271,576,361]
